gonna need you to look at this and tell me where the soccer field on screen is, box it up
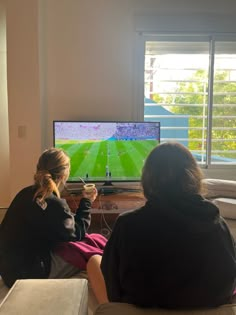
[56,139,158,181]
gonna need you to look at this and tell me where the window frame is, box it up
[134,32,236,170]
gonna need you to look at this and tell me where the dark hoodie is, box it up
[101,194,236,308]
[0,186,92,287]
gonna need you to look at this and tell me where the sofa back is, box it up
[95,303,236,315]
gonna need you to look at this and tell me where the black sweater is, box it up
[101,194,236,308]
[0,186,91,287]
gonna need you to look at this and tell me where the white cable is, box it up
[98,194,113,232]
[101,213,113,232]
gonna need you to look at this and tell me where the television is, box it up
[53,121,160,186]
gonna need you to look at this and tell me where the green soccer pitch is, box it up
[56,139,159,181]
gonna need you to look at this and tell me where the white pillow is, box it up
[213,198,236,219]
[203,179,236,199]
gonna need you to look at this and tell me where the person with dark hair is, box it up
[0,148,107,291]
[88,142,236,307]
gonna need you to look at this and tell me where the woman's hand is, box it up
[82,186,98,203]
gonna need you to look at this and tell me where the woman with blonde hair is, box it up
[0,148,107,288]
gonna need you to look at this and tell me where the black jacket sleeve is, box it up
[74,198,92,240]
[30,195,92,243]
[33,197,77,243]
[101,216,122,302]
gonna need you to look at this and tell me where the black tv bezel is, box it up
[53,120,160,186]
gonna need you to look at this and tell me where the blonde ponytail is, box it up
[33,148,70,201]
[33,170,60,201]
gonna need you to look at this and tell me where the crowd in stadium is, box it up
[55,122,160,141]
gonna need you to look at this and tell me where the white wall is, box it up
[0,0,9,206]
[3,0,236,203]
[6,0,41,200]
[42,0,136,144]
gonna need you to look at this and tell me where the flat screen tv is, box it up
[53,121,160,185]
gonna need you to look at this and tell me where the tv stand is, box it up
[99,186,141,196]
[62,183,145,234]
[102,180,113,186]
[65,181,142,195]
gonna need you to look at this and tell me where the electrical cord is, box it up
[98,193,113,235]
[64,184,113,237]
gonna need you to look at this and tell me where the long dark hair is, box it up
[141,142,204,200]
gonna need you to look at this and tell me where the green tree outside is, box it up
[152,70,236,161]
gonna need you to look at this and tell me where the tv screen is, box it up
[53,121,160,184]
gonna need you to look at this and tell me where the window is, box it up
[141,35,236,166]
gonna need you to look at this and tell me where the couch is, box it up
[94,302,236,315]
[0,178,235,315]
[0,278,88,315]
[1,279,236,315]
[94,303,236,315]
[202,179,236,239]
